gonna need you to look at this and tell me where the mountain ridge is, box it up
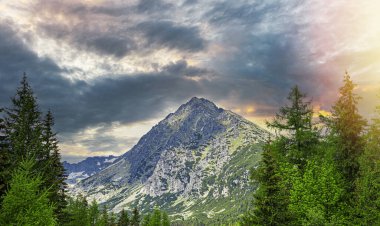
[70,97,269,223]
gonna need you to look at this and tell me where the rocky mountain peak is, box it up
[74,98,269,221]
[164,97,221,124]
[184,97,219,111]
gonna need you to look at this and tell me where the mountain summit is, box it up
[72,97,268,223]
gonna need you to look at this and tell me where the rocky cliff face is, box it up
[72,97,268,223]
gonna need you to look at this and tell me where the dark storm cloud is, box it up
[0,22,207,135]
[61,71,203,134]
[36,0,205,57]
[0,22,70,106]
[136,21,206,52]
[163,60,209,77]
[2,0,357,159]
[39,22,136,59]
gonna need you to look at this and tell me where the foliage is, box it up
[267,86,319,170]
[118,209,130,226]
[64,195,89,226]
[0,159,56,226]
[354,102,380,225]
[242,143,293,225]
[289,148,346,225]
[130,207,141,226]
[42,110,68,222]
[330,72,366,188]
[89,199,100,226]
[0,75,67,220]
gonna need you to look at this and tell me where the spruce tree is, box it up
[99,205,109,226]
[4,75,43,164]
[42,110,68,221]
[88,199,100,226]
[65,195,89,226]
[130,207,140,226]
[354,104,380,225]
[0,159,56,226]
[109,212,117,226]
[162,211,170,226]
[267,85,318,170]
[330,72,366,191]
[118,209,130,226]
[149,207,161,226]
[0,108,11,205]
[141,213,150,226]
[242,143,292,225]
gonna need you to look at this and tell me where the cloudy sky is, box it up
[1,0,379,162]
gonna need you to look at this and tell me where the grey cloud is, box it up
[1,0,356,158]
[203,0,342,112]
[36,1,206,57]
[39,22,136,58]
[136,21,206,52]
[136,0,173,13]
[163,60,209,77]
[0,22,208,136]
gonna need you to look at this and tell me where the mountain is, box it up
[72,97,269,223]
[63,155,118,186]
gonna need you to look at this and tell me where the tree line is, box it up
[0,75,171,226]
[241,72,379,225]
[64,194,170,226]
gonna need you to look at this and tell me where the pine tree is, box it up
[267,85,318,170]
[130,207,140,226]
[330,72,366,191]
[64,195,89,226]
[42,110,68,221]
[242,143,292,225]
[4,74,43,164]
[0,108,11,205]
[89,199,100,226]
[149,207,161,226]
[118,209,130,226]
[354,103,380,225]
[109,212,117,226]
[98,205,109,226]
[0,159,56,226]
[162,211,170,226]
[141,213,150,226]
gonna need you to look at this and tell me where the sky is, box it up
[0,0,379,162]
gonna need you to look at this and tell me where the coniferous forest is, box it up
[0,73,379,225]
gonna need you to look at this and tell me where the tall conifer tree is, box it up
[118,209,130,226]
[242,143,292,225]
[4,75,43,163]
[330,72,366,190]
[149,207,162,226]
[162,211,170,226]
[267,86,318,169]
[130,207,140,226]
[42,110,67,220]
[354,101,380,224]
[88,199,100,226]
[0,108,10,204]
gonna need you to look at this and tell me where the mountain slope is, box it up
[72,97,268,223]
[64,155,117,186]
